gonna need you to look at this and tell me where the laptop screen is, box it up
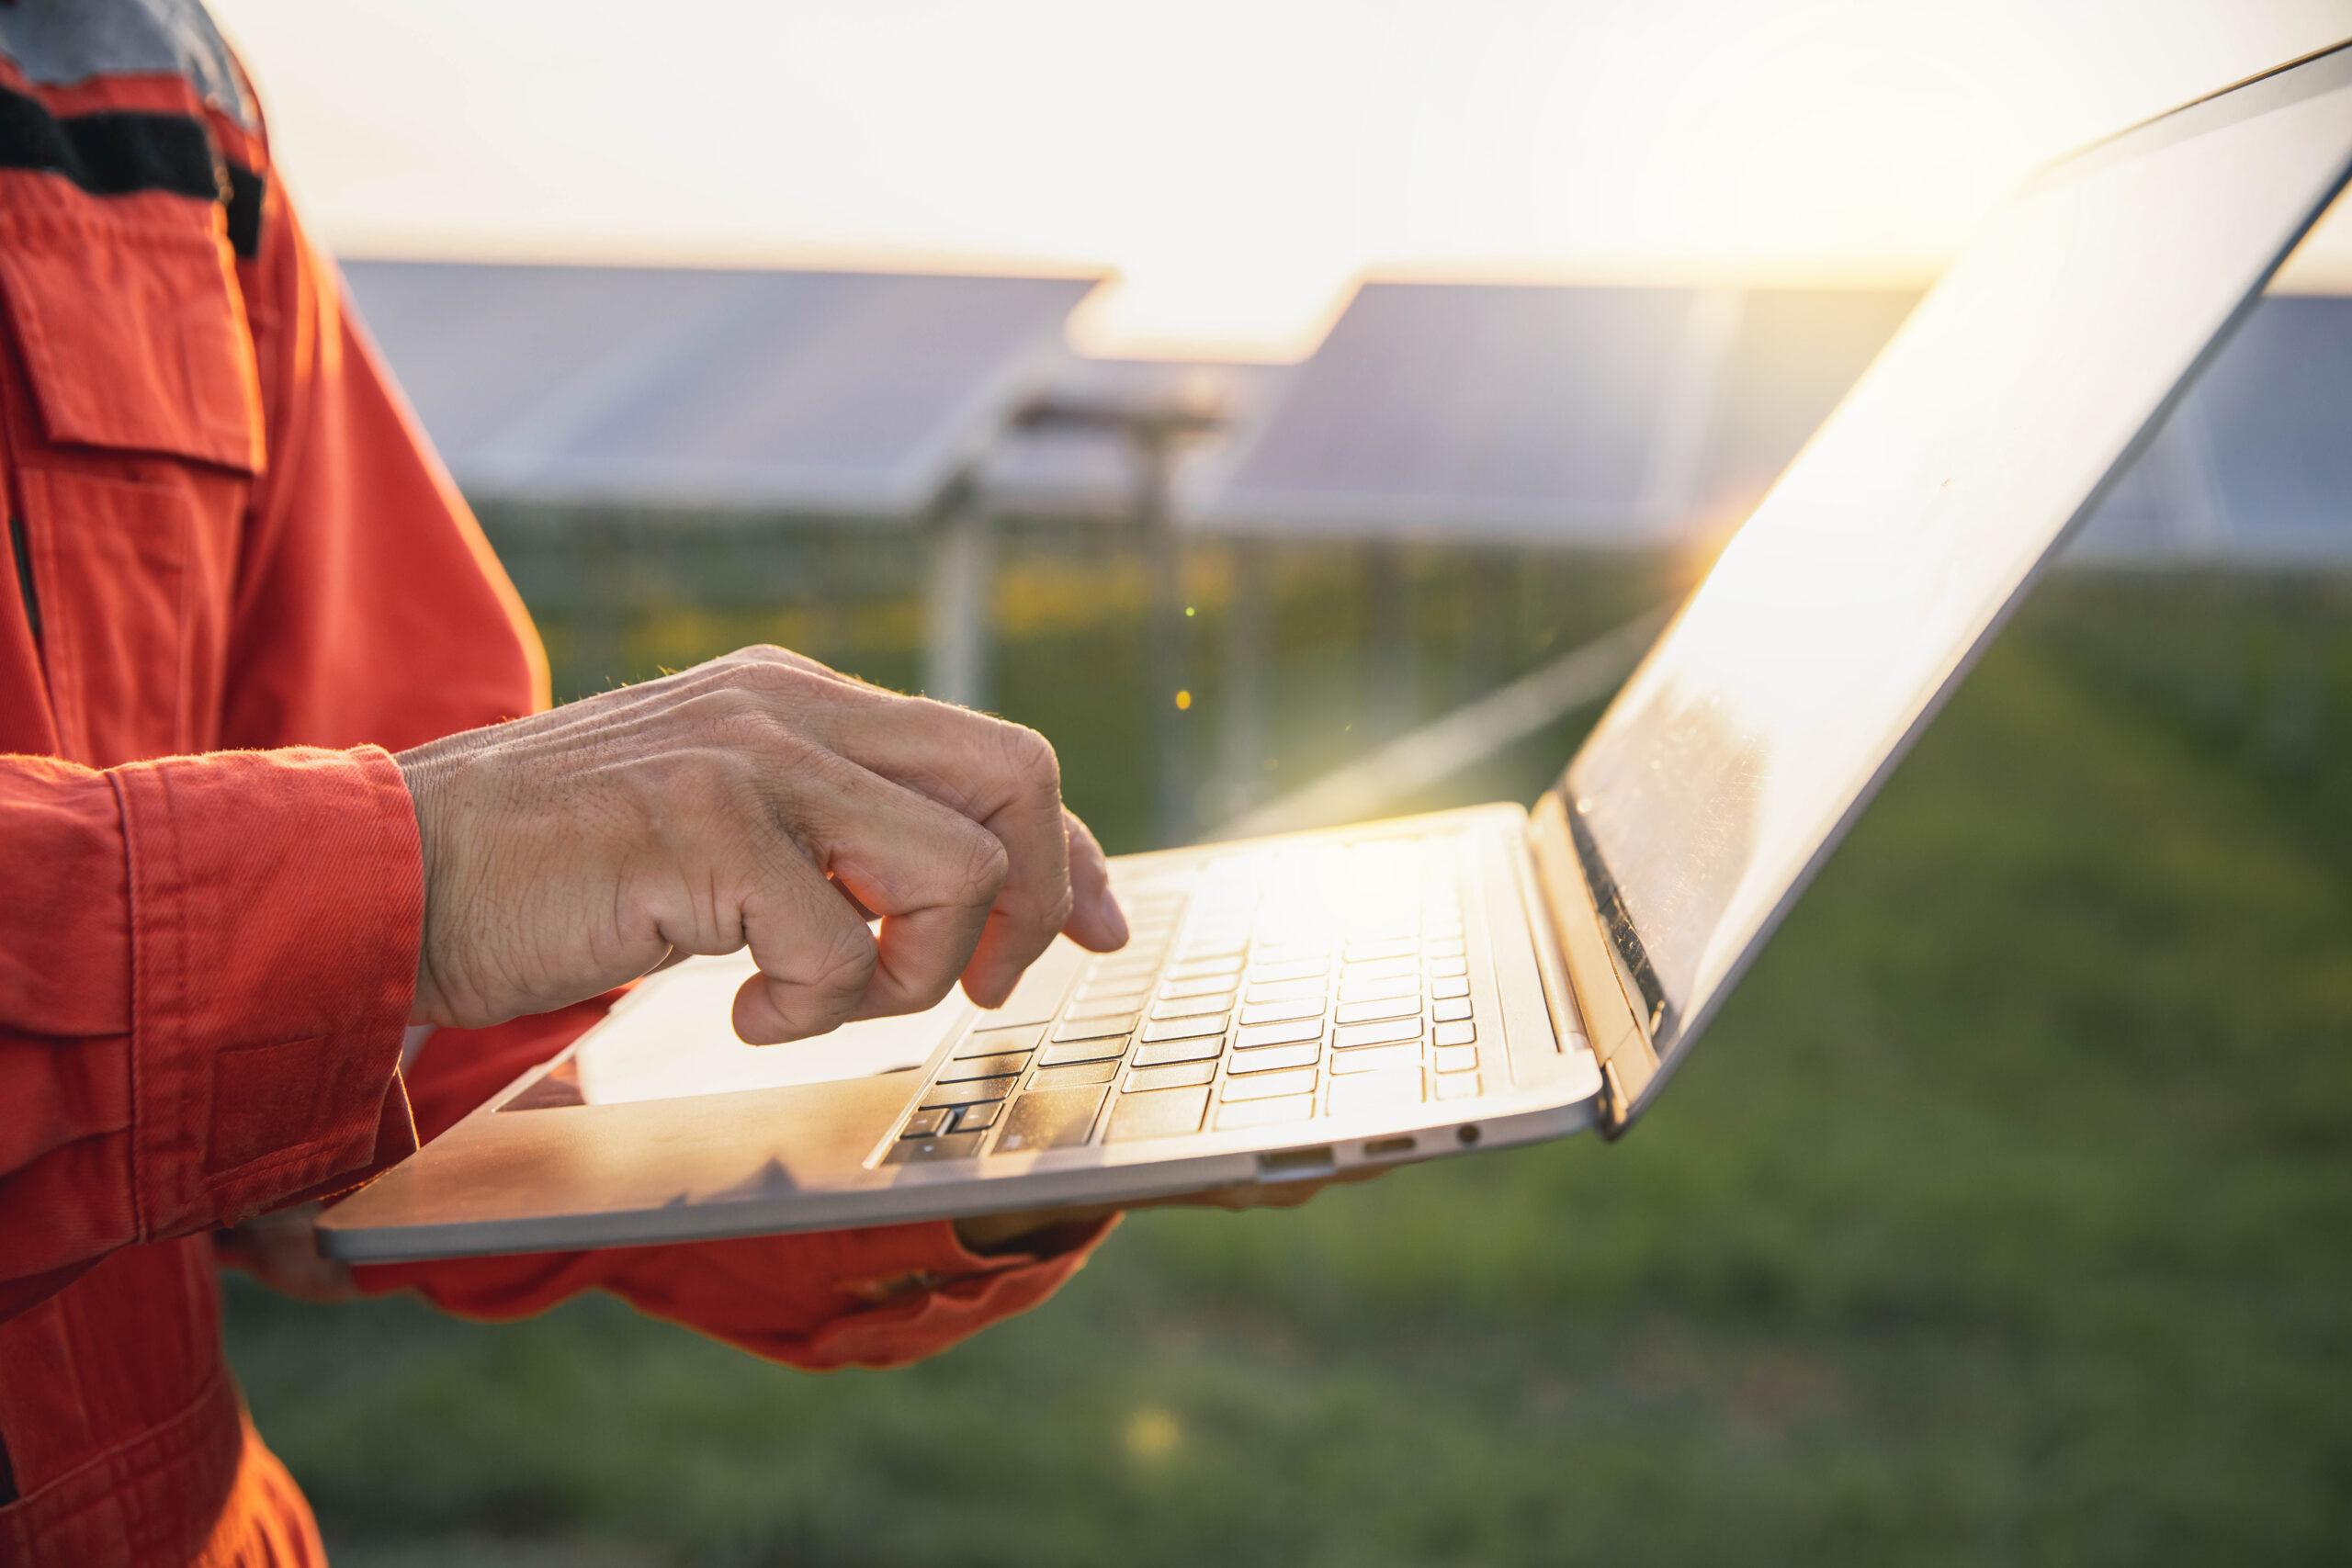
[1562,44,2352,1115]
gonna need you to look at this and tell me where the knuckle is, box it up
[735,643,796,665]
[684,684,780,743]
[956,827,1012,905]
[989,721,1061,795]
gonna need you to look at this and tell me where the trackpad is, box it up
[559,953,966,1108]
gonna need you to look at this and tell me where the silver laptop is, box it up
[319,41,2352,1264]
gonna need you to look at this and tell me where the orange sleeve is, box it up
[0,747,423,1325]
[214,169,1111,1358]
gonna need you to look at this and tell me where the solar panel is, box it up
[341,261,1100,515]
[2073,293,2352,561]
[1199,283,1696,539]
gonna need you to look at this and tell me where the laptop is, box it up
[318,41,2352,1264]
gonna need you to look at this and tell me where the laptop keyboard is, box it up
[881,837,1484,1164]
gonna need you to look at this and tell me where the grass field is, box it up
[224,566,2352,1566]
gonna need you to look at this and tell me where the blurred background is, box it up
[208,2,2352,1562]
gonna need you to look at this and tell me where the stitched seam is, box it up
[106,767,148,1243]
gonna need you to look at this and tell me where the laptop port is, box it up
[1363,1136,1417,1158]
[1258,1145,1336,1180]
[1456,1124,1481,1145]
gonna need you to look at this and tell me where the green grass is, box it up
[226,570,2352,1565]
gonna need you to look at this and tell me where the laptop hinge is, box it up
[1527,790,1659,1138]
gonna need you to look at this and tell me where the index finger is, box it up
[770,686,1082,1005]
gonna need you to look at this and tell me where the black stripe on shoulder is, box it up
[0,86,215,198]
[224,161,265,259]
[0,85,263,256]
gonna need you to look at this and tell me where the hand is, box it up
[952,1168,1388,1256]
[397,646,1128,1042]
[215,1202,359,1303]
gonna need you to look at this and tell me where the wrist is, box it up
[394,738,462,1025]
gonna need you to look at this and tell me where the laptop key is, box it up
[1432,1021,1476,1047]
[1066,990,1148,1019]
[921,1075,1017,1108]
[1423,938,1466,959]
[1132,1036,1225,1068]
[1247,958,1329,984]
[1159,974,1241,999]
[882,1130,988,1164]
[1166,957,1246,982]
[1141,1014,1227,1043]
[1105,1085,1212,1143]
[1238,997,1323,1026]
[956,1099,1006,1132]
[955,1025,1046,1058]
[1434,1072,1482,1100]
[1335,1017,1421,1050]
[1431,998,1472,1023]
[1337,975,1419,1005]
[1039,1035,1129,1067]
[1151,994,1233,1021]
[1329,1043,1416,1076]
[1343,937,1419,963]
[1429,977,1471,1000]
[1055,1012,1137,1043]
[1237,1017,1323,1049]
[1334,996,1418,1025]
[1228,1042,1320,1074]
[1030,1061,1121,1090]
[1216,1093,1317,1131]
[900,1107,953,1138]
[1244,977,1327,1004]
[1124,1059,1217,1092]
[1424,957,1469,979]
[937,1052,1031,1082]
[1341,956,1419,982]
[1432,1044,1479,1075]
[994,1087,1110,1152]
[1223,1066,1317,1102]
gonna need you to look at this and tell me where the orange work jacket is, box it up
[0,13,1104,1565]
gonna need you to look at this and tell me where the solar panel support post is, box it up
[922,476,993,712]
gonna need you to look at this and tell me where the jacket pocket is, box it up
[0,204,263,473]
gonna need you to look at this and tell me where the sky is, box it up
[208,0,2352,361]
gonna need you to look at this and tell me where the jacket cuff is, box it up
[112,745,422,1236]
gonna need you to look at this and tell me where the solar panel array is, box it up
[342,260,2347,561]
